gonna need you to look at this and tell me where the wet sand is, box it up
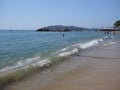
[5,40,120,90]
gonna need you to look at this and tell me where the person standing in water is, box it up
[62,34,64,37]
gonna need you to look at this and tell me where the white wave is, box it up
[60,47,70,52]
[32,59,51,67]
[80,40,99,49]
[99,38,104,42]
[58,48,78,57]
[0,56,51,73]
[58,37,106,57]
[15,56,41,67]
[72,43,82,47]
[80,36,110,49]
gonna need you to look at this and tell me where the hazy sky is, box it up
[0,0,120,30]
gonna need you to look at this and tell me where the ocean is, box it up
[0,30,114,74]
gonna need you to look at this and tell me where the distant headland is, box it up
[36,20,120,33]
[36,25,90,32]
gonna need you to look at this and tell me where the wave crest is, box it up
[57,36,110,57]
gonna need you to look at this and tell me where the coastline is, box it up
[4,36,120,90]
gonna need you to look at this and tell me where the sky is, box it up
[0,0,120,30]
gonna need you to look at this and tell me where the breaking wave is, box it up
[0,36,112,73]
[0,56,51,73]
[57,37,107,57]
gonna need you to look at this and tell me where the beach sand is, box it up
[5,40,120,90]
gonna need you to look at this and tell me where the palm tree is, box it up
[114,20,120,28]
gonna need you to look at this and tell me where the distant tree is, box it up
[114,20,120,27]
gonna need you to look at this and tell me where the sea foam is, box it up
[58,48,78,57]
[80,40,99,49]
[57,37,107,57]
[0,56,51,73]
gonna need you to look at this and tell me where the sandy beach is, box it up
[5,39,120,90]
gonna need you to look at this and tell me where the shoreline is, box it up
[4,37,120,90]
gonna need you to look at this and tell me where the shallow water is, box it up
[0,30,113,73]
[4,36,120,90]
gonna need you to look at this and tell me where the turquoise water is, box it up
[0,30,111,73]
